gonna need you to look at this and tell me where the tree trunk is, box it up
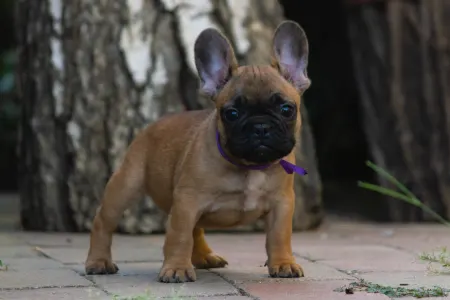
[346,0,450,221]
[17,0,323,232]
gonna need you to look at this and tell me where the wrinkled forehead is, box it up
[217,65,300,106]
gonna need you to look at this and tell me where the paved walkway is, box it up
[1,221,450,299]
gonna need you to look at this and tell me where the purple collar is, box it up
[215,131,307,175]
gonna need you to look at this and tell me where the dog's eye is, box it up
[280,104,295,118]
[224,108,240,122]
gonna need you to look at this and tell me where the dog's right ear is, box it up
[194,28,238,98]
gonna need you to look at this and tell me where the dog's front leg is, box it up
[265,189,304,278]
[158,192,199,283]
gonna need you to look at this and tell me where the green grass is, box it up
[359,161,450,273]
[358,161,450,227]
[0,259,8,271]
[352,161,450,298]
[419,247,450,274]
[335,280,448,298]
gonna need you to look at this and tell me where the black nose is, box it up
[253,123,271,138]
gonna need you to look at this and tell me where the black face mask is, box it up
[220,95,297,164]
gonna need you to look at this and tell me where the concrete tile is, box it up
[243,280,390,300]
[321,254,428,273]
[71,262,162,276]
[0,234,24,246]
[296,245,407,261]
[0,287,109,300]
[144,297,251,300]
[0,246,40,258]
[17,232,166,248]
[395,298,450,300]
[295,244,425,272]
[212,258,353,283]
[360,271,450,289]
[195,297,252,300]
[0,269,92,289]
[89,263,239,298]
[380,236,450,254]
[0,257,65,271]
[394,297,450,300]
[36,245,163,264]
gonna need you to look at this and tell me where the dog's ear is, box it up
[194,28,238,98]
[272,21,311,92]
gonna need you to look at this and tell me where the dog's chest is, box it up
[243,171,268,211]
[208,170,272,213]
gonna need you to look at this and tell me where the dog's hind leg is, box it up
[85,137,146,275]
[191,227,228,269]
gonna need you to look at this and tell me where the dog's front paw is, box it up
[85,258,119,275]
[192,253,228,269]
[158,265,196,283]
[268,261,304,278]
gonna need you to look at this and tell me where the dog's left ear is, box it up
[272,21,311,92]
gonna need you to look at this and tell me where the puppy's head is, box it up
[194,21,311,165]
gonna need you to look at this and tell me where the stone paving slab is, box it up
[72,262,161,276]
[0,287,110,300]
[0,246,41,258]
[0,257,65,271]
[1,222,450,299]
[297,244,410,261]
[87,265,239,298]
[296,245,429,273]
[242,280,390,300]
[15,232,166,248]
[360,271,450,290]
[0,269,93,290]
[374,236,450,255]
[394,297,450,300]
[193,297,252,300]
[212,257,354,283]
[36,245,163,264]
[0,234,23,246]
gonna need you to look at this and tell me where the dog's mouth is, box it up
[243,143,289,164]
[224,122,296,164]
[254,144,272,157]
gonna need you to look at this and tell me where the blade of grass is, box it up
[358,182,417,203]
[358,180,450,227]
[365,161,420,204]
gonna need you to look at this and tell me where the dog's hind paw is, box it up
[192,253,228,269]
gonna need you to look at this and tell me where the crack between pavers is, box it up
[209,270,260,300]
[0,284,91,291]
[293,252,362,281]
[319,239,430,269]
[79,271,116,296]
[346,236,424,257]
[159,292,243,299]
[374,242,422,256]
[32,246,58,260]
[64,259,163,266]
[294,250,437,284]
[33,247,165,266]
[82,272,247,299]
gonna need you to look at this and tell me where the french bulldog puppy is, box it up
[85,20,311,283]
